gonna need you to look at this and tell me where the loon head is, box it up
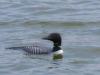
[43,33,63,59]
[42,33,61,46]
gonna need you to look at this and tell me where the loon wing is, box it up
[6,46,52,54]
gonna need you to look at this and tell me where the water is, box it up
[0,0,100,75]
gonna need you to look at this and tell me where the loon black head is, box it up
[42,33,61,46]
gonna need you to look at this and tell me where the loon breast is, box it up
[53,50,63,55]
[6,46,53,54]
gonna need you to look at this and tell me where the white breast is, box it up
[53,50,63,55]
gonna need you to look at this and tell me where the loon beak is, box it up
[42,37,50,40]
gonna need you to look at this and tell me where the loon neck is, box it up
[53,46,61,52]
[54,43,60,47]
[53,43,62,52]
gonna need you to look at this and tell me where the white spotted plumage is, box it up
[13,46,53,54]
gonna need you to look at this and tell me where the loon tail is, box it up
[5,47,22,50]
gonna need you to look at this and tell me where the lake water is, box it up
[0,0,100,75]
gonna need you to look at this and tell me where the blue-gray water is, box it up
[0,0,100,75]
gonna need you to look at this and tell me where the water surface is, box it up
[0,0,100,75]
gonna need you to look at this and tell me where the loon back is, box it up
[6,46,52,54]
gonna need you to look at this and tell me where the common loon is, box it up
[6,33,63,56]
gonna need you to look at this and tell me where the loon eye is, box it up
[53,34,56,37]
